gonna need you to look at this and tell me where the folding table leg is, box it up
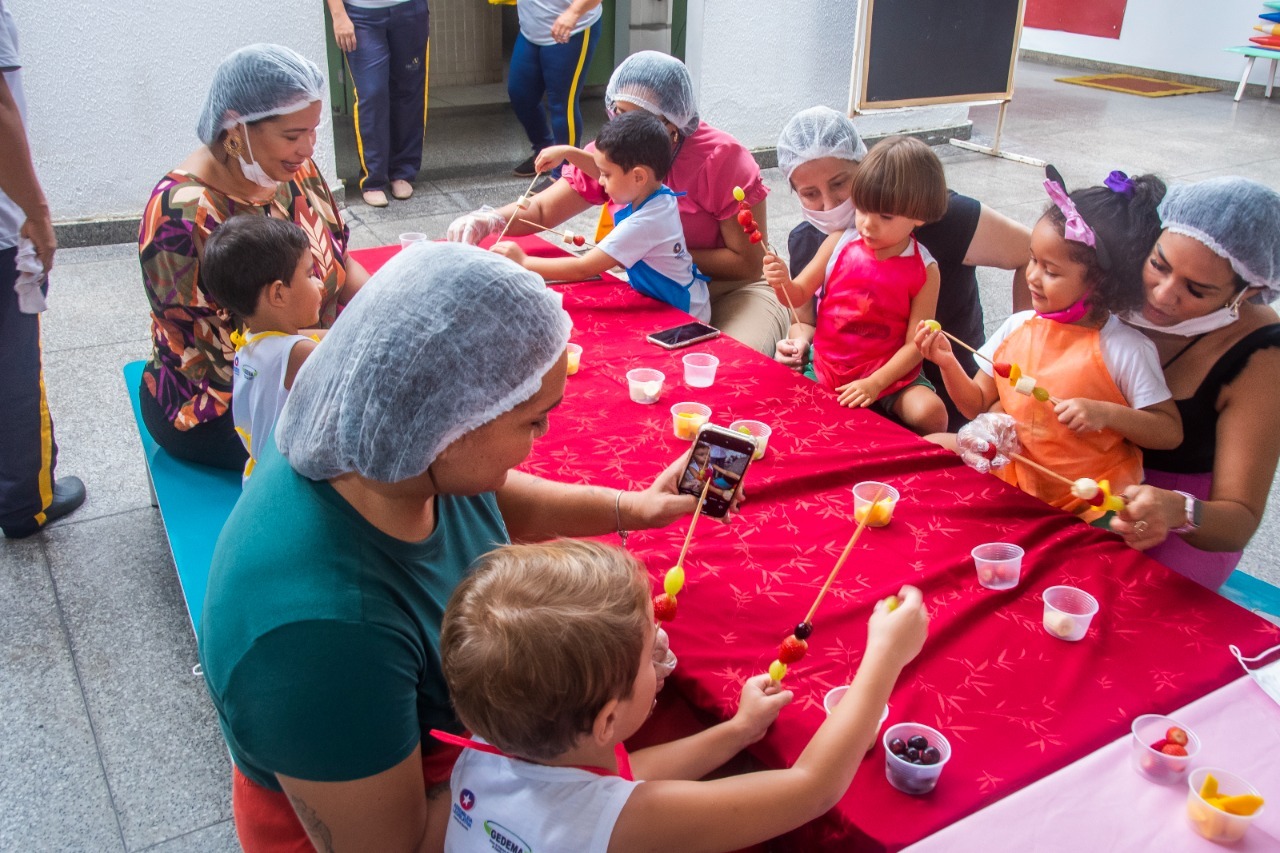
[1268,59,1277,98]
[1235,56,1256,101]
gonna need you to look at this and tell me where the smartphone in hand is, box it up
[677,424,755,518]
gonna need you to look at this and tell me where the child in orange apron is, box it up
[763,136,949,436]
[917,168,1183,522]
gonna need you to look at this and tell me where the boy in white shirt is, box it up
[438,539,928,853]
[202,216,324,481]
[493,109,711,321]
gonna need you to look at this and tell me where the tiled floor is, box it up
[3,59,1278,850]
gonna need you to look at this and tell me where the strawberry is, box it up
[1149,738,1168,752]
[1160,743,1188,757]
[572,235,585,246]
[1166,726,1189,746]
[737,210,755,228]
[994,362,1012,378]
[653,593,678,622]
[749,231,763,244]
[777,635,808,664]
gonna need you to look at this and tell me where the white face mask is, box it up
[238,123,280,190]
[801,198,856,235]
[1122,290,1246,337]
[1231,643,1280,708]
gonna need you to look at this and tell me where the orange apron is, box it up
[994,317,1143,522]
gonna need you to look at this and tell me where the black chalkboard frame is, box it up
[851,0,1029,112]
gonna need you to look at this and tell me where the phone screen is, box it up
[678,426,755,518]
[647,321,720,349]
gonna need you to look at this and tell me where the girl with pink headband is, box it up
[917,167,1183,522]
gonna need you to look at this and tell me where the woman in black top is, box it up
[774,106,1031,430]
[1111,178,1280,590]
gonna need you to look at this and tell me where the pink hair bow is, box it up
[1043,179,1096,249]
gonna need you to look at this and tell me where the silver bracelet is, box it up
[615,489,630,548]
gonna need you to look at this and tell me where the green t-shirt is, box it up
[198,442,508,790]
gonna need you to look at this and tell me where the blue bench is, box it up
[1221,569,1280,624]
[123,360,241,639]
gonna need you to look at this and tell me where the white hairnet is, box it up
[1159,177,1280,300]
[605,51,699,137]
[776,106,868,181]
[277,242,573,483]
[197,44,326,145]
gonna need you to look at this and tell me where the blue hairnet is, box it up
[605,51,699,136]
[277,242,573,483]
[776,106,868,181]
[197,44,326,145]
[1159,177,1280,300]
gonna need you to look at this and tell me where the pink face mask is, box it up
[1037,293,1092,324]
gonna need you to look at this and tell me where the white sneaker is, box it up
[362,189,389,207]
[391,180,414,200]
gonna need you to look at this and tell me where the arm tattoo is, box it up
[287,792,337,853]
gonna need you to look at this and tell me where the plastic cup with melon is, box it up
[1186,768,1264,843]
[853,481,899,527]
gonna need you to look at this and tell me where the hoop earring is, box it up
[224,135,244,158]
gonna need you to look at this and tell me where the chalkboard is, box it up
[853,0,1027,111]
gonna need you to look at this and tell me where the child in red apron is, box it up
[764,135,950,436]
[917,168,1183,521]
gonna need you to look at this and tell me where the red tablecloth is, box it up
[352,241,1280,850]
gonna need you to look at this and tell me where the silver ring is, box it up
[1134,520,1148,535]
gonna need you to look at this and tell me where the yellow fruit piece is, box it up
[924,319,941,332]
[1216,794,1265,816]
[737,425,752,434]
[1199,773,1219,800]
[664,565,685,597]
[885,595,900,611]
[768,660,787,682]
[855,500,893,527]
[732,186,746,201]
[1009,363,1022,385]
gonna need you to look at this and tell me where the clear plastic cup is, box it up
[883,722,951,795]
[670,402,711,441]
[853,481,899,527]
[399,232,428,248]
[1042,585,1099,641]
[565,343,582,376]
[1186,767,1264,843]
[729,419,771,460]
[626,368,665,404]
[682,352,720,388]
[1131,714,1200,784]
[972,542,1024,590]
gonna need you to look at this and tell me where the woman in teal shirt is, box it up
[200,242,698,852]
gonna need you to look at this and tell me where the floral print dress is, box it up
[138,160,348,430]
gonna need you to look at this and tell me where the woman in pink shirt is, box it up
[447,51,789,356]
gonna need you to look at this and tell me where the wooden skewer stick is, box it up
[802,487,885,625]
[1008,452,1075,487]
[493,171,543,245]
[517,218,596,249]
[675,477,715,569]
[935,327,1062,404]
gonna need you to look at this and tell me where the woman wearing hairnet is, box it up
[1110,178,1280,590]
[774,106,1032,431]
[199,243,700,851]
[447,51,791,356]
[138,44,369,470]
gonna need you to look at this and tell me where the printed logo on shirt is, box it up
[451,790,474,831]
[483,821,532,853]
[673,241,683,255]
[241,366,258,380]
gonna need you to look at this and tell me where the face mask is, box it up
[801,198,855,235]
[1231,643,1280,708]
[1121,290,1245,337]
[1037,294,1091,324]
[238,123,280,190]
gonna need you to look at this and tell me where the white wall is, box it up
[684,0,969,152]
[12,3,333,223]
[1021,0,1269,83]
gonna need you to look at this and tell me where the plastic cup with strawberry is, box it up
[1131,715,1200,784]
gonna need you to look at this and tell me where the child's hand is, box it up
[731,673,793,746]
[866,585,929,671]
[913,320,954,365]
[1054,398,1112,433]
[490,241,527,265]
[534,145,574,174]
[836,376,886,408]
[762,253,795,301]
[775,337,809,369]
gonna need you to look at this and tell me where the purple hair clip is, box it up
[1104,170,1135,196]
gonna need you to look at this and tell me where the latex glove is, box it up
[446,206,508,245]
[15,237,47,314]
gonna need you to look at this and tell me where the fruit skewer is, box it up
[517,218,594,249]
[493,172,544,244]
[923,320,1062,405]
[732,186,802,327]
[653,477,714,623]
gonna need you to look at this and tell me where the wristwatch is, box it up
[1169,490,1201,535]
